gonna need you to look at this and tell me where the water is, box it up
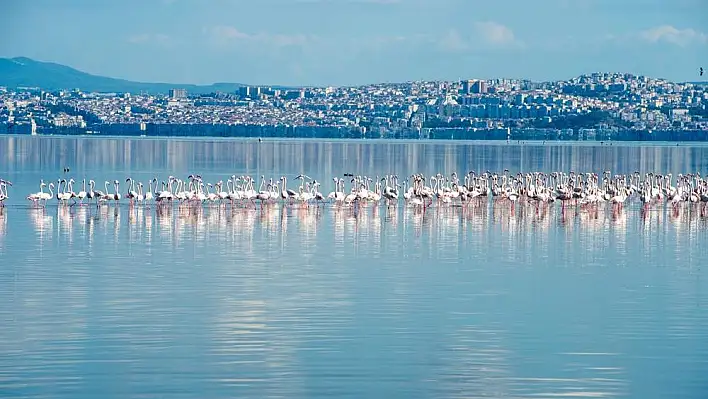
[0,136,707,398]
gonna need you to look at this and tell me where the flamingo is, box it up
[144,180,154,204]
[125,177,138,204]
[280,176,298,205]
[27,180,49,205]
[0,179,11,207]
[57,179,73,205]
[76,179,88,206]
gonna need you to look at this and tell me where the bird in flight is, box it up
[701,67,704,76]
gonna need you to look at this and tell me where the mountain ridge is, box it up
[1,57,704,93]
[0,57,278,94]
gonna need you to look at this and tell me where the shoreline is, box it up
[4,123,708,142]
[3,133,708,148]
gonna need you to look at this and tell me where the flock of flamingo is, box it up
[0,170,706,212]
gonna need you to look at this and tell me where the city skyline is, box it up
[1,0,706,87]
[4,69,707,142]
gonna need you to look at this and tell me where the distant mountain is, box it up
[0,57,268,94]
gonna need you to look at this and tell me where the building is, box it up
[461,79,475,94]
[169,88,187,99]
[669,108,689,121]
[472,80,487,94]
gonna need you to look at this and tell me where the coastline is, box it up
[3,132,708,148]
[3,123,708,142]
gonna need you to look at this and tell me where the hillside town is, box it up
[1,73,707,141]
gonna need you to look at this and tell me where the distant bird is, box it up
[258,138,262,142]
[63,167,70,174]
[701,67,704,76]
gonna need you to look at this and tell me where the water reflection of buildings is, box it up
[3,136,708,189]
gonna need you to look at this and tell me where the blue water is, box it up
[0,136,707,399]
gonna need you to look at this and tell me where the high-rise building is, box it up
[472,80,487,94]
[461,79,475,94]
[238,86,251,98]
[239,86,263,99]
[169,88,187,99]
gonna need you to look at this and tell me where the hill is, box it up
[0,57,255,94]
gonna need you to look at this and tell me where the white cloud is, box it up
[204,26,312,48]
[127,33,173,46]
[556,0,597,9]
[438,30,468,52]
[203,25,318,47]
[435,22,519,52]
[638,25,707,47]
[473,21,517,46]
[206,26,253,41]
[294,0,401,3]
[204,26,416,55]
[203,23,521,57]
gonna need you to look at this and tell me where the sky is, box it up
[0,0,706,86]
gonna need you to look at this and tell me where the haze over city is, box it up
[1,0,706,86]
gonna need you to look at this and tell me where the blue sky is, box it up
[1,0,706,86]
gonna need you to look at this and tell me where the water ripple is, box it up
[1,138,707,398]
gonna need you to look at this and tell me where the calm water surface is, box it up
[0,136,707,399]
